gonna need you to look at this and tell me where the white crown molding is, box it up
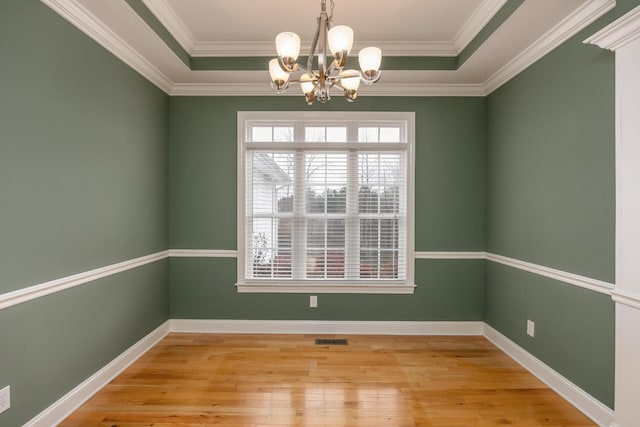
[40,0,615,97]
[140,0,196,53]
[171,83,274,96]
[483,324,615,426]
[483,0,616,94]
[486,253,614,295]
[40,0,174,94]
[0,251,169,311]
[453,0,509,52]
[415,251,486,259]
[611,289,640,310]
[170,319,484,335]
[168,249,238,258]
[171,82,487,97]
[191,41,458,57]
[584,5,640,51]
[24,321,170,427]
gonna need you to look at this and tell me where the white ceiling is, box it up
[41,0,614,96]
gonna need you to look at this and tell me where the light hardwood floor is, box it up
[60,333,595,426]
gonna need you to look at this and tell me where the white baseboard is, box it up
[24,321,170,427]
[169,319,485,336]
[483,324,614,427]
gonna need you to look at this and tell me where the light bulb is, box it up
[300,74,315,95]
[340,70,361,91]
[269,58,289,91]
[328,25,354,56]
[275,32,301,61]
[358,47,382,79]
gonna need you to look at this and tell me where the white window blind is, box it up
[237,112,415,293]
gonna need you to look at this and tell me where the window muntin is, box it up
[239,112,414,292]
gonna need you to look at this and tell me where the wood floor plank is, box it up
[59,334,595,426]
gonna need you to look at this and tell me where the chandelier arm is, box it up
[307,15,321,72]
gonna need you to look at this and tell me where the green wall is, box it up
[0,1,170,425]
[2,0,634,423]
[168,96,487,320]
[485,14,618,408]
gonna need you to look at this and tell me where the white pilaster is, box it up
[585,7,640,426]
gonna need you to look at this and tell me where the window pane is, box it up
[360,249,378,278]
[359,186,379,213]
[380,127,401,142]
[326,249,345,278]
[380,218,399,250]
[307,219,326,248]
[273,250,292,278]
[274,126,294,141]
[360,218,379,249]
[251,153,294,214]
[326,127,347,142]
[327,219,345,248]
[307,250,325,277]
[252,126,273,142]
[305,127,325,142]
[252,219,273,277]
[306,153,347,214]
[359,127,379,142]
[380,250,399,278]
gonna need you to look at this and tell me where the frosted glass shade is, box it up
[300,74,315,94]
[340,70,361,91]
[328,25,354,56]
[269,58,289,83]
[276,32,301,60]
[358,47,382,73]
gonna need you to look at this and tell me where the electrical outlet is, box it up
[310,295,318,308]
[527,320,535,337]
[0,385,10,414]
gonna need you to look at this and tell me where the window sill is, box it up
[235,283,416,294]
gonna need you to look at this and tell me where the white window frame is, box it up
[236,111,415,294]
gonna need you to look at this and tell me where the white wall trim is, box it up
[483,0,616,94]
[139,0,196,53]
[453,0,509,52]
[486,253,614,295]
[0,251,169,311]
[24,321,170,427]
[40,0,174,93]
[170,319,484,336]
[584,5,640,51]
[611,289,640,310]
[415,251,485,259]
[483,324,615,427]
[235,283,416,294]
[191,40,458,57]
[170,83,487,97]
[168,249,238,258]
[0,249,615,310]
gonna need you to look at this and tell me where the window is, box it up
[237,112,415,293]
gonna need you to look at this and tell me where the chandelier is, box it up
[268,0,382,105]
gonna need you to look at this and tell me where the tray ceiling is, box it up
[41,0,614,96]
